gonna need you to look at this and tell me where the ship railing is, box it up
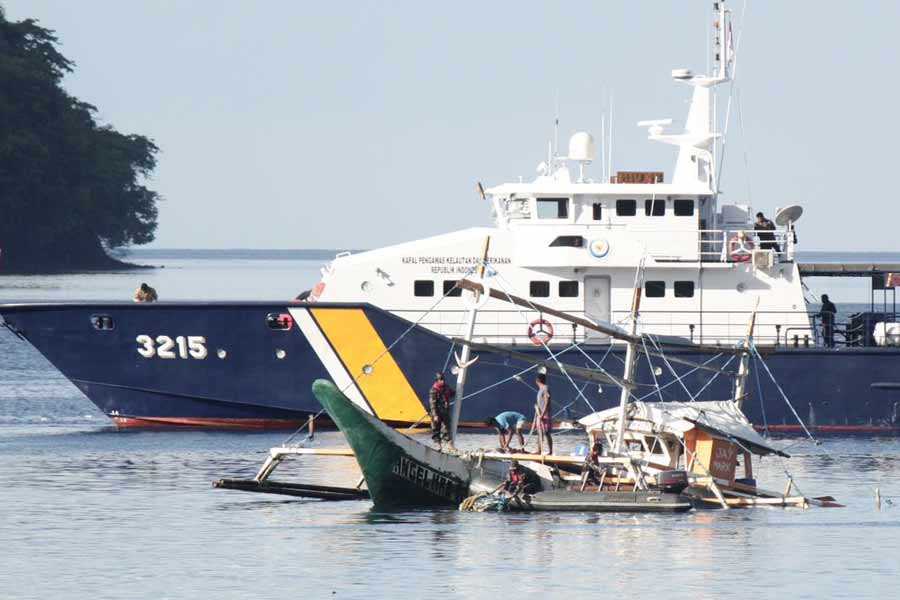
[392,307,855,348]
[697,229,793,263]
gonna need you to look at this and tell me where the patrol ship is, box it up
[2,1,899,430]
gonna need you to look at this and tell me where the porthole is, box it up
[90,315,115,331]
[266,313,294,330]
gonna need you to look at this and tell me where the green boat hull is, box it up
[312,379,472,509]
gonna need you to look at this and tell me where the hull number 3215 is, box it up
[136,335,207,359]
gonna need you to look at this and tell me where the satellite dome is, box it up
[568,131,596,162]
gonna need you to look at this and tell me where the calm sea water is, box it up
[2,250,900,599]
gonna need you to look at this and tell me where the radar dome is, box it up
[568,131,596,162]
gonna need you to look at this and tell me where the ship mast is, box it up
[640,0,734,194]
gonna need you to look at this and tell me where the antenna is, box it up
[547,140,553,175]
[553,90,560,164]
[600,113,606,182]
[607,94,614,182]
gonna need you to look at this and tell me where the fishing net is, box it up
[459,493,509,512]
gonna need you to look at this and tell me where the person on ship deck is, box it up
[754,212,781,254]
[133,282,158,303]
[819,294,838,347]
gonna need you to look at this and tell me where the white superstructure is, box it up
[312,2,813,348]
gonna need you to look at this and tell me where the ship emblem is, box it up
[589,239,610,258]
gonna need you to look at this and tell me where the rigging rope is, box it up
[277,265,481,447]
[750,341,818,444]
[490,271,597,413]
[752,348,769,435]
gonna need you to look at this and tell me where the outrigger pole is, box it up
[449,235,492,444]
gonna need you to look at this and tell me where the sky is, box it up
[5,1,900,251]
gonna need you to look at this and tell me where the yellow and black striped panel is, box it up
[310,308,428,424]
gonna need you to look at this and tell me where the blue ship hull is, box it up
[2,301,899,431]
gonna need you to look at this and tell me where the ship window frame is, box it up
[443,280,462,297]
[592,202,603,220]
[644,198,666,216]
[559,280,579,298]
[674,281,695,298]
[530,281,551,298]
[645,281,666,298]
[616,199,637,216]
[673,199,695,216]
[549,235,584,248]
[414,280,435,297]
[536,197,569,219]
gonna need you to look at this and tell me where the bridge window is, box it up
[549,235,584,248]
[645,281,665,298]
[414,280,434,297]
[673,199,695,216]
[592,203,603,220]
[644,198,665,216]
[442,280,462,297]
[559,281,579,298]
[530,281,550,298]
[536,198,569,219]
[616,199,636,216]
[674,281,695,298]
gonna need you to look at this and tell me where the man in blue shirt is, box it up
[484,411,527,451]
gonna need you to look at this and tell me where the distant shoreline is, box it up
[122,248,363,261]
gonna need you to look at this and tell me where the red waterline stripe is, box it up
[111,416,488,430]
[111,416,315,430]
[759,424,900,432]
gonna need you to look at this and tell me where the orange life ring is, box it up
[528,319,554,345]
[310,281,326,301]
[728,235,754,262]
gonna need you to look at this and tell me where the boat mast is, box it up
[613,263,645,454]
[733,299,758,409]
[449,236,491,444]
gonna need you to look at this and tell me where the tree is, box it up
[0,6,160,272]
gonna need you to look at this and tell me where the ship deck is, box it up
[799,263,900,277]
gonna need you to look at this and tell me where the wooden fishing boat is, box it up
[310,378,696,512]
[216,239,839,512]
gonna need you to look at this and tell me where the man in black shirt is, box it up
[819,294,838,347]
[754,212,780,253]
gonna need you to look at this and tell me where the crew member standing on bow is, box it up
[429,372,456,451]
[535,373,553,455]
